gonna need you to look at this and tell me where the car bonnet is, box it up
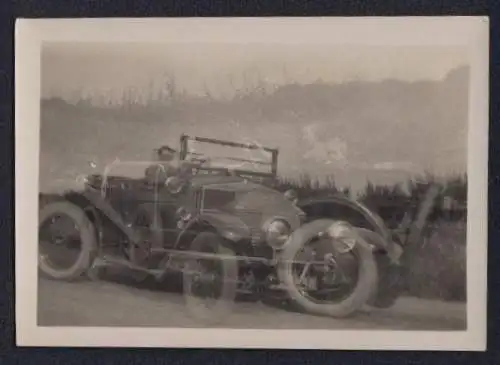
[198,178,304,231]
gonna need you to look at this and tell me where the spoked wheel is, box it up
[183,231,238,325]
[38,201,97,281]
[278,219,378,318]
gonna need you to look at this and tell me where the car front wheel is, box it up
[277,219,378,318]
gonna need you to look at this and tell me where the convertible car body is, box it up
[38,134,440,323]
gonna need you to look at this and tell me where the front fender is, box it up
[198,212,251,242]
[298,195,400,263]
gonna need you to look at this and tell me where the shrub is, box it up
[273,172,467,302]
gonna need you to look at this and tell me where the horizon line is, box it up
[41,63,470,105]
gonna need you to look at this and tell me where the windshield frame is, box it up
[179,134,279,179]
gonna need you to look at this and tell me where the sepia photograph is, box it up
[15,17,488,350]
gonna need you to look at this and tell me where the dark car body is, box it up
[67,135,397,264]
[79,170,306,262]
[39,134,439,318]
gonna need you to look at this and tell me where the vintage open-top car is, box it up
[38,134,440,323]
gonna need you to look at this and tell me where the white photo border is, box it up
[15,16,489,351]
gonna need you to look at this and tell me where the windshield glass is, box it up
[181,135,277,177]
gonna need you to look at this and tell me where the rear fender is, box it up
[44,189,142,246]
[41,191,103,231]
[81,190,142,245]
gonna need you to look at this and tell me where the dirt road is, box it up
[37,274,466,331]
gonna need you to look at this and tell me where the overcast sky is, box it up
[41,42,468,101]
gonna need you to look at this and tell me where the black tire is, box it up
[38,201,97,281]
[277,219,378,318]
[355,228,404,309]
[183,231,238,325]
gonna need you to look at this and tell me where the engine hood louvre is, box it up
[198,181,304,232]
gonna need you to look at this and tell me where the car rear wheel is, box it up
[277,219,378,318]
[38,201,97,281]
[182,231,238,325]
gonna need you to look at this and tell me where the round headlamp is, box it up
[325,221,357,253]
[264,218,291,249]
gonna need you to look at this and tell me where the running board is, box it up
[92,255,164,276]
